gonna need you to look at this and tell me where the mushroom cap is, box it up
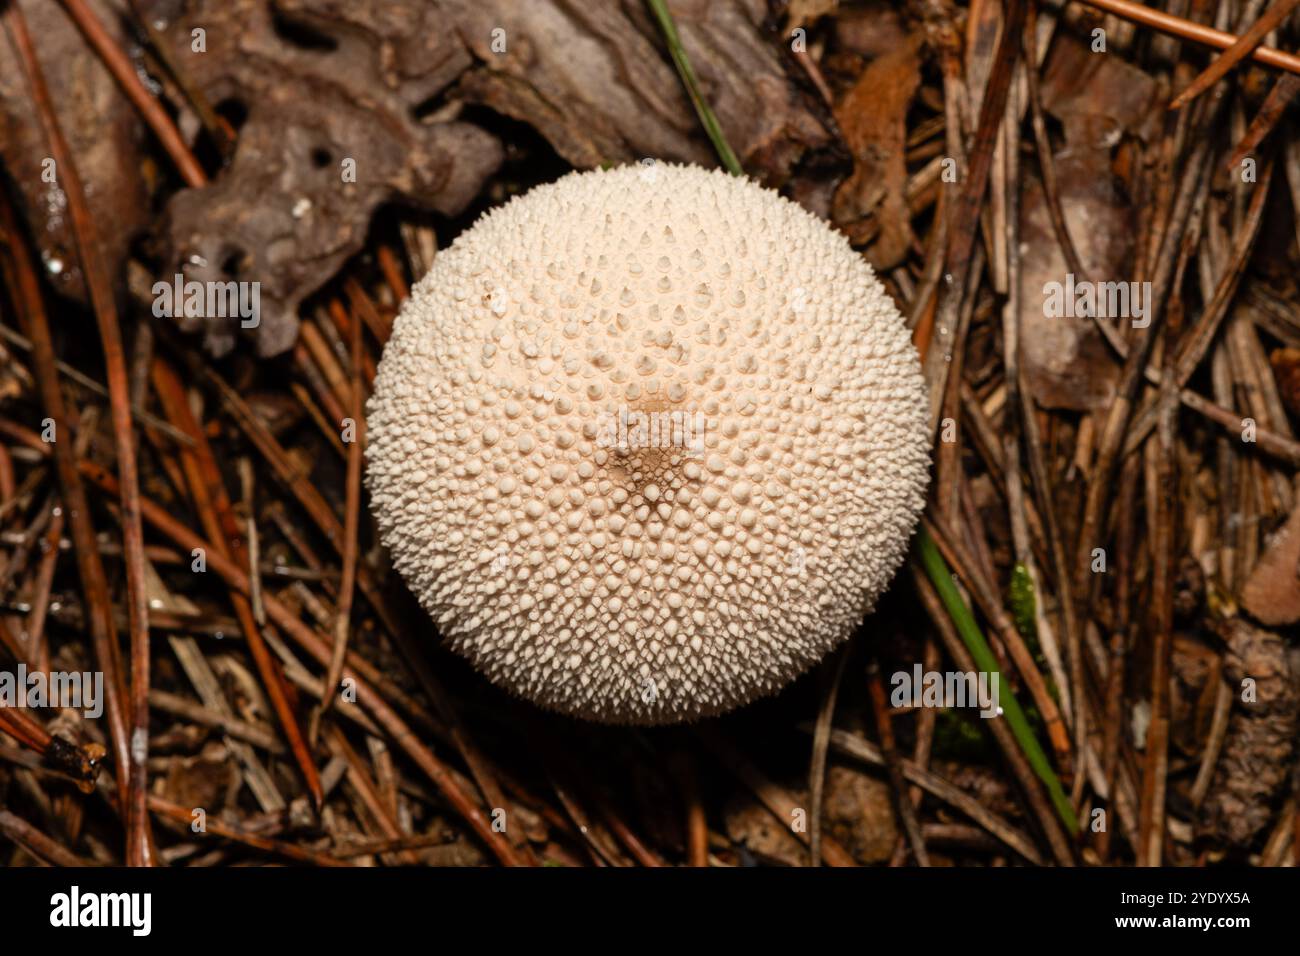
[366,163,930,724]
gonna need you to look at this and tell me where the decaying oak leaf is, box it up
[443,0,831,184]
[1015,33,1160,411]
[1241,499,1300,625]
[141,0,503,356]
[1016,157,1128,411]
[1040,32,1161,149]
[0,0,152,303]
[831,34,922,269]
[1197,619,1297,849]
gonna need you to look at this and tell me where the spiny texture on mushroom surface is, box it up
[366,163,930,724]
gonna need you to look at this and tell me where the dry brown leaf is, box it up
[1040,33,1161,149]
[1241,500,1300,625]
[1016,157,1127,411]
[1015,32,1161,411]
[831,33,922,269]
[147,0,502,356]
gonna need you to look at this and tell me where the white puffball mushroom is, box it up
[366,163,930,724]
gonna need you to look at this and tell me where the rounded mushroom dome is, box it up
[366,163,930,724]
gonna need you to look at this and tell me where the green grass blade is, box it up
[916,528,1078,833]
[645,0,744,176]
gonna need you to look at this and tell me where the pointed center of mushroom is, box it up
[600,391,701,473]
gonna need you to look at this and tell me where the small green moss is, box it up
[1008,563,1037,648]
[932,709,994,762]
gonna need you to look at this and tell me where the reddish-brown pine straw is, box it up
[314,293,364,735]
[146,795,350,867]
[14,0,331,820]
[0,422,523,867]
[4,1,154,865]
[150,359,325,807]
[200,357,523,836]
[1077,0,1300,76]
[0,152,133,851]
[0,705,52,755]
[105,467,523,865]
[325,726,424,865]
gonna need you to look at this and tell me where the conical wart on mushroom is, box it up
[366,163,930,724]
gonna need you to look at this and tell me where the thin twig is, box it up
[1075,0,1300,75]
